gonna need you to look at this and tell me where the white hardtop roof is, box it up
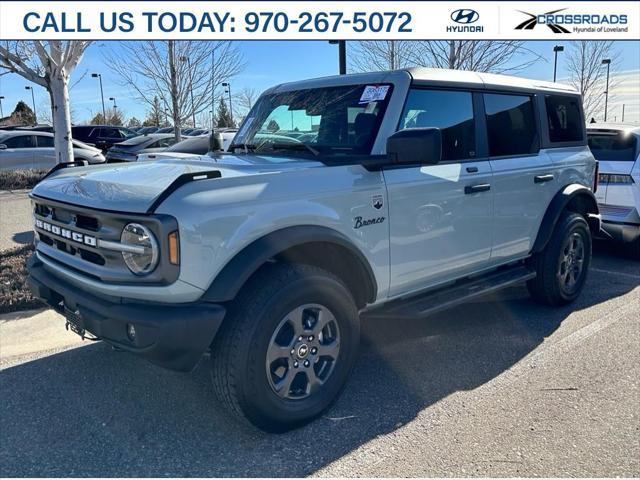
[269,67,577,94]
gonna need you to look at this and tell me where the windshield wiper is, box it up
[270,142,320,157]
[229,143,258,152]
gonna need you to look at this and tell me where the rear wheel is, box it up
[211,263,359,432]
[528,212,592,306]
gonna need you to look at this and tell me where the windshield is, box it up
[232,84,393,158]
[588,132,637,162]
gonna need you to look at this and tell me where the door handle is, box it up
[466,166,478,173]
[464,183,491,194]
[534,174,554,183]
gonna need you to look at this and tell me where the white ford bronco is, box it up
[28,68,600,432]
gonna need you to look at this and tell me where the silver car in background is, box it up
[0,130,105,170]
[105,133,178,162]
[588,123,640,257]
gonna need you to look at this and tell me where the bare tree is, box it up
[349,41,416,72]
[566,41,620,121]
[107,41,244,141]
[236,87,259,116]
[0,41,92,163]
[415,41,542,73]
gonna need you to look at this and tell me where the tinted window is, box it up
[399,89,476,161]
[3,135,35,148]
[588,132,637,162]
[100,128,121,138]
[35,135,54,148]
[546,95,584,143]
[166,136,209,154]
[484,94,538,157]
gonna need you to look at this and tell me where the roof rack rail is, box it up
[146,170,222,213]
[41,160,88,181]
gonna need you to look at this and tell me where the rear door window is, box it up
[399,89,476,161]
[484,93,538,157]
[588,133,637,161]
[545,95,584,143]
[35,135,54,148]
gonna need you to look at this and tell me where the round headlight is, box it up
[120,223,159,275]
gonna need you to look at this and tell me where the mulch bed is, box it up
[0,244,41,314]
[0,169,47,190]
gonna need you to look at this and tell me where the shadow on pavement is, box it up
[0,253,637,477]
[11,231,34,246]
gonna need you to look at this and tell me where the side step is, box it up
[362,266,536,321]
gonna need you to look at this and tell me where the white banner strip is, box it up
[0,1,638,40]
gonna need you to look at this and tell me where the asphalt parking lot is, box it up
[0,244,638,477]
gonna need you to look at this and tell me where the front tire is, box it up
[528,211,592,306]
[211,263,360,432]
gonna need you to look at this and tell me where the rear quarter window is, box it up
[588,132,638,161]
[545,95,584,143]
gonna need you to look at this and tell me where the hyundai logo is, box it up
[451,9,480,24]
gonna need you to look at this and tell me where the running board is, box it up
[362,266,536,321]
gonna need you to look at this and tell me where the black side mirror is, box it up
[209,131,224,152]
[386,127,442,165]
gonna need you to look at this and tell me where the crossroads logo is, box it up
[515,8,628,34]
[447,9,483,33]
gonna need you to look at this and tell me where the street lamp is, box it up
[602,59,611,122]
[222,82,233,125]
[329,41,347,75]
[552,45,564,82]
[0,95,4,119]
[180,55,197,128]
[109,97,117,123]
[24,86,37,124]
[91,73,106,122]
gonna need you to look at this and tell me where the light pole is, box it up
[109,97,117,123]
[622,104,626,123]
[24,86,37,124]
[91,73,106,122]
[180,55,197,128]
[602,59,611,122]
[329,40,347,74]
[0,95,4,119]
[222,82,233,126]
[552,45,564,82]
[210,49,215,130]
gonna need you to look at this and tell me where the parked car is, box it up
[28,68,600,432]
[0,130,105,170]
[135,126,160,135]
[105,133,178,162]
[136,130,237,161]
[71,125,138,151]
[587,123,640,257]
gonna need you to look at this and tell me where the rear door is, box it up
[384,88,494,297]
[484,92,556,262]
[33,134,57,169]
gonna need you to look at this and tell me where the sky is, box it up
[1,40,639,125]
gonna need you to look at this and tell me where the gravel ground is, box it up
[0,246,638,477]
[0,190,33,251]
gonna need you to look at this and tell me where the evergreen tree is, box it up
[216,97,234,128]
[127,117,142,128]
[10,101,36,125]
[143,96,164,127]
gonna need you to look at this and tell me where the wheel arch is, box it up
[532,184,600,254]
[202,225,378,308]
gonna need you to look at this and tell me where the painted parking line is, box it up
[590,267,640,280]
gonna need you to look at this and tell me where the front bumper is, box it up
[27,255,225,372]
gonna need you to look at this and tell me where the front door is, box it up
[384,88,494,298]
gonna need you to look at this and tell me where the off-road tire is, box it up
[210,263,360,432]
[527,211,592,306]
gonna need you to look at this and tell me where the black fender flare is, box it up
[532,184,600,253]
[202,225,378,304]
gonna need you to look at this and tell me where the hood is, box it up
[31,154,321,213]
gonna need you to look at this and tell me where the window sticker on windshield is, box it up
[359,85,390,104]
[237,116,254,139]
[364,101,378,114]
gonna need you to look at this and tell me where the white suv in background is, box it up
[587,124,640,257]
